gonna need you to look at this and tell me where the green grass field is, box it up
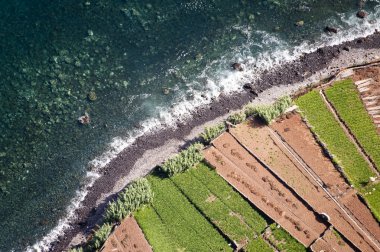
[362,183,380,221]
[171,163,264,245]
[296,90,379,221]
[296,90,375,187]
[146,175,231,251]
[190,163,268,234]
[269,224,306,252]
[325,79,380,172]
[135,206,181,252]
[244,237,274,252]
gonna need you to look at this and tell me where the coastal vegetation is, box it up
[296,90,375,187]
[325,79,380,171]
[200,122,226,143]
[104,178,153,223]
[160,143,204,176]
[244,95,292,124]
[87,223,113,251]
[227,111,247,125]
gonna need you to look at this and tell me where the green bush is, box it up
[160,143,204,176]
[227,112,246,125]
[244,96,292,124]
[68,247,83,252]
[200,123,226,143]
[104,178,153,223]
[88,223,113,251]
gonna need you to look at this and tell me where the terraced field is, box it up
[296,90,376,187]
[325,79,380,172]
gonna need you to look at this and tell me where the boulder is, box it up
[325,26,338,33]
[356,10,367,19]
[231,63,243,71]
[295,20,304,27]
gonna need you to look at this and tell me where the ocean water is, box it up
[0,0,379,251]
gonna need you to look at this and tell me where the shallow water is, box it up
[0,0,379,250]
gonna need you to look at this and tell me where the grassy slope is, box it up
[269,224,306,252]
[134,206,181,252]
[325,79,380,172]
[171,164,256,244]
[147,175,231,252]
[296,90,375,187]
[190,163,268,234]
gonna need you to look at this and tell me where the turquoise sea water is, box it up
[0,0,379,251]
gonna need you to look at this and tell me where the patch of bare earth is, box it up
[230,121,379,252]
[351,66,380,133]
[101,216,152,252]
[272,112,380,244]
[311,228,355,252]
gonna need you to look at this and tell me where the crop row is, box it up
[147,175,231,251]
[325,79,380,172]
[171,164,257,245]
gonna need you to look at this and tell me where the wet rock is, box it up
[343,46,350,52]
[87,91,97,101]
[325,26,338,33]
[78,112,90,125]
[231,63,243,71]
[356,10,367,19]
[295,20,304,27]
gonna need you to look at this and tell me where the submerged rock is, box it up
[78,112,90,125]
[295,20,304,27]
[231,63,243,71]
[87,91,97,101]
[357,10,367,19]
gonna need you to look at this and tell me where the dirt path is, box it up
[319,89,380,178]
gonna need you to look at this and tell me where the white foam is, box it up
[29,8,380,252]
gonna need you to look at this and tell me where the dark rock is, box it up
[231,63,243,71]
[343,46,350,52]
[356,10,367,19]
[325,26,338,33]
[243,83,253,90]
[357,38,363,44]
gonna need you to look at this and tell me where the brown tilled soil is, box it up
[272,112,380,243]
[204,146,321,246]
[101,216,152,252]
[351,66,380,133]
[311,228,355,252]
[229,122,379,252]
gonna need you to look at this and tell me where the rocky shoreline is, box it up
[51,32,380,252]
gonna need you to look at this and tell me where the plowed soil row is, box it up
[229,122,379,252]
[272,112,380,243]
[204,136,327,247]
[101,216,152,252]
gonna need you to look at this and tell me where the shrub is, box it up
[68,247,83,252]
[161,143,204,176]
[88,223,113,251]
[104,178,153,223]
[227,111,246,125]
[244,95,292,124]
[200,123,226,143]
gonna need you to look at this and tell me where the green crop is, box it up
[200,123,226,143]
